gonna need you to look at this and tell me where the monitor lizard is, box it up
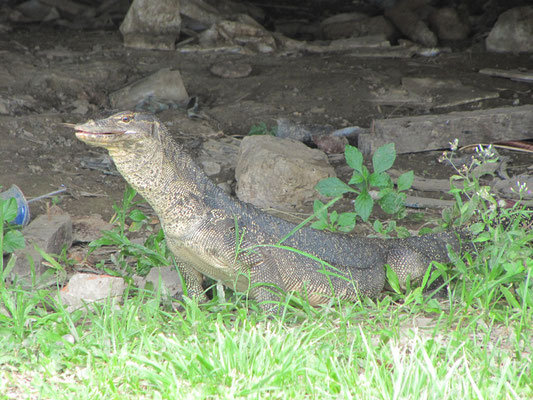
[74,111,467,313]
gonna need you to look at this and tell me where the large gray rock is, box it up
[120,0,182,50]
[486,6,533,53]
[235,135,335,212]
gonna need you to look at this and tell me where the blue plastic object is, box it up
[0,185,30,226]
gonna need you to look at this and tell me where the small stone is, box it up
[210,61,252,79]
[200,160,222,176]
[60,273,126,310]
[136,266,182,297]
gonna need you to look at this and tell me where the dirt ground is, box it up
[1,25,532,229]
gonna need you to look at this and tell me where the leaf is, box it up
[3,230,25,253]
[348,171,364,186]
[1,198,18,223]
[311,220,328,230]
[313,200,328,222]
[369,172,392,189]
[354,190,373,222]
[337,212,356,229]
[128,209,147,222]
[372,143,396,174]
[500,286,520,308]
[35,245,65,271]
[379,191,405,215]
[315,177,355,197]
[385,265,401,294]
[345,145,363,173]
[337,212,357,229]
[329,210,338,224]
[373,219,383,234]
[397,171,414,191]
[395,226,411,238]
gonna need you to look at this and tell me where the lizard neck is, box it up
[108,136,216,221]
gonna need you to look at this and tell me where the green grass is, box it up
[0,281,531,399]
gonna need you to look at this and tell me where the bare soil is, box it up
[1,26,532,229]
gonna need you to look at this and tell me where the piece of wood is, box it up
[479,68,533,83]
[359,105,533,154]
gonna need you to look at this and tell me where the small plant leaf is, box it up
[129,209,147,222]
[385,264,402,294]
[372,143,396,174]
[329,210,338,224]
[345,145,363,173]
[311,220,328,230]
[3,230,25,253]
[379,191,405,215]
[313,200,328,222]
[337,212,356,232]
[397,171,414,191]
[1,198,18,223]
[369,172,392,189]
[348,171,364,186]
[354,190,373,222]
[315,177,355,197]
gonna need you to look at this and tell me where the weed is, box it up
[313,143,413,232]
[439,141,533,311]
[248,122,277,136]
[89,185,171,276]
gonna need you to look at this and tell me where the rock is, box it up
[210,61,252,79]
[313,135,348,154]
[109,68,189,111]
[120,0,181,50]
[429,7,470,40]
[11,208,73,286]
[320,12,369,39]
[321,13,397,42]
[276,118,334,143]
[198,14,277,53]
[60,273,126,311]
[134,266,182,297]
[15,0,60,23]
[180,0,224,31]
[486,6,533,53]
[0,94,37,115]
[235,135,336,212]
[197,137,240,182]
[385,0,438,47]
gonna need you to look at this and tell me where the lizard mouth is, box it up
[75,129,125,141]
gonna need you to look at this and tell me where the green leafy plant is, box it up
[248,122,277,136]
[0,197,26,256]
[89,186,171,276]
[314,143,413,230]
[440,141,532,309]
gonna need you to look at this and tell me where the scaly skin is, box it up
[75,111,465,312]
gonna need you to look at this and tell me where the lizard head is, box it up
[74,111,162,150]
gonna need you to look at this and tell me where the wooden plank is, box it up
[358,105,533,155]
[479,68,533,83]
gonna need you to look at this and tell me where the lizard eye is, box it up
[121,115,132,123]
